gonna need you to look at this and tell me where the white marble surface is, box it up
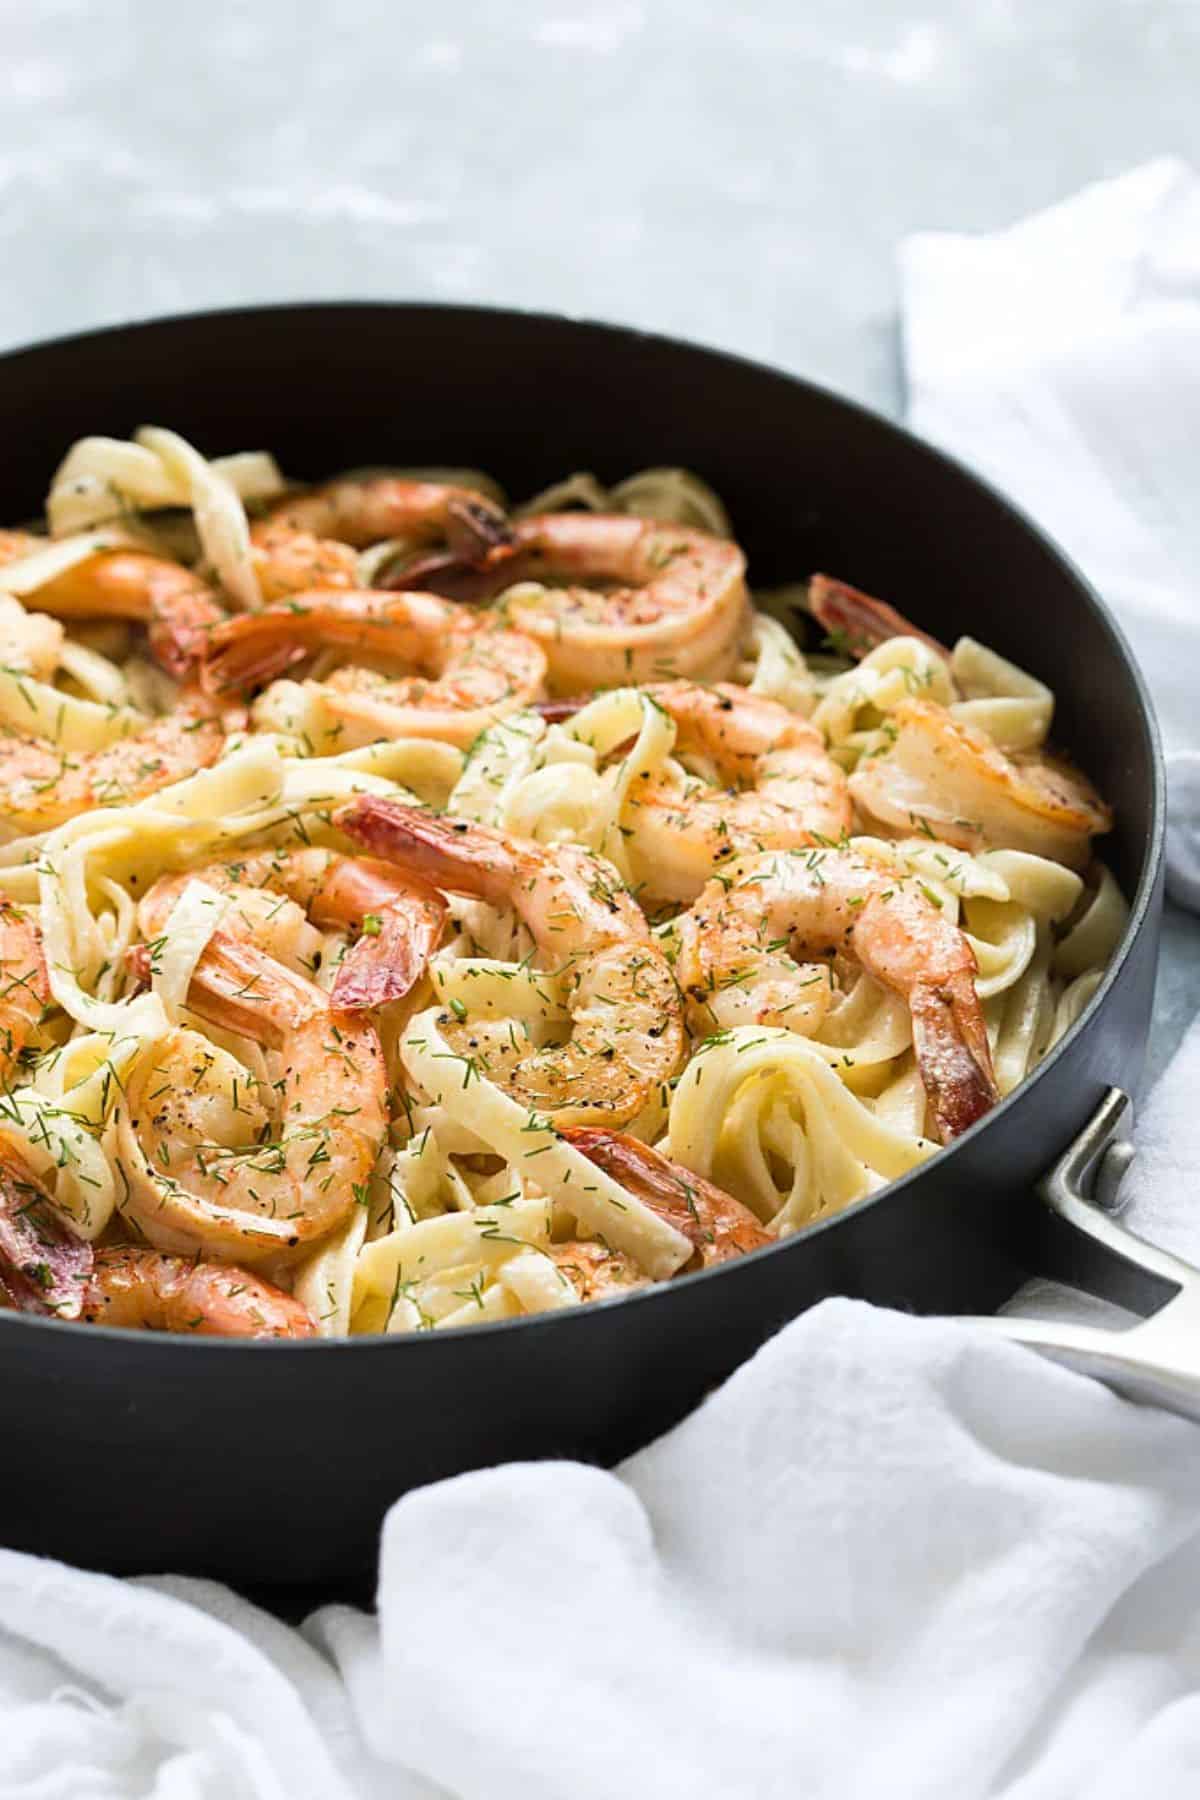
[2,0,1197,1079]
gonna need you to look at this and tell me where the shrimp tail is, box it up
[180,928,324,1048]
[201,615,307,694]
[909,972,999,1142]
[0,897,50,1073]
[561,1126,771,1264]
[335,796,521,906]
[809,573,948,662]
[330,894,448,1011]
[0,1150,92,1318]
[375,550,502,602]
[444,494,515,561]
[371,493,518,598]
[535,696,590,723]
[125,941,151,990]
[381,537,524,604]
[0,1149,316,1336]
[147,604,223,682]
[202,590,466,696]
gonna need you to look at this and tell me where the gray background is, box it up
[3,0,1197,1076]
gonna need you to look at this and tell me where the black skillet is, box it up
[0,304,1184,1593]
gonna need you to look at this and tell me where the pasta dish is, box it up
[0,433,1124,1337]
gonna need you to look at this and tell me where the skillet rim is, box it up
[0,299,1166,1352]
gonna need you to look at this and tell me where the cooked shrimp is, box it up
[547,1239,650,1302]
[676,848,998,1141]
[809,573,948,661]
[0,691,229,832]
[201,589,546,748]
[265,473,512,560]
[562,1125,771,1266]
[0,530,225,680]
[536,1128,771,1303]
[119,932,387,1263]
[80,1246,315,1337]
[0,530,34,564]
[455,514,748,693]
[0,1144,91,1316]
[0,901,49,1080]
[250,522,359,603]
[337,796,686,1127]
[137,846,447,1011]
[625,682,852,903]
[0,1149,314,1333]
[251,474,514,604]
[849,698,1112,870]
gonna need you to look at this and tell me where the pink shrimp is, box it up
[0,529,226,680]
[562,1126,772,1267]
[0,691,231,832]
[265,473,512,559]
[337,796,686,1128]
[808,573,949,661]
[0,900,49,1081]
[80,1246,316,1336]
[633,682,853,901]
[136,846,447,1012]
[119,923,388,1263]
[249,473,515,602]
[676,847,998,1143]
[200,589,546,748]
[850,699,1113,871]
[413,513,749,694]
[0,1147,314,1335]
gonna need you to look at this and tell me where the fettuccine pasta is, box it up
[0,433,1123,1338]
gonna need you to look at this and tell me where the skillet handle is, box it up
[979,1088,1200,1423]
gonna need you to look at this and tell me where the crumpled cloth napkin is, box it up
[10,1296,1200,1800]
[902,153,1200,910]
[4,161,1200,1800]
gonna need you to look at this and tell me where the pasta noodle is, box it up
[0,431,1124,1338]
[667,1028,936,1234]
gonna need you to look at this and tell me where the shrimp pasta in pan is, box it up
[0,431,1124,1339]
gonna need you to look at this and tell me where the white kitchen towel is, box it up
[4,161,1200,1800]
[901,154,1200,909]
[6,1292,1200,1800]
